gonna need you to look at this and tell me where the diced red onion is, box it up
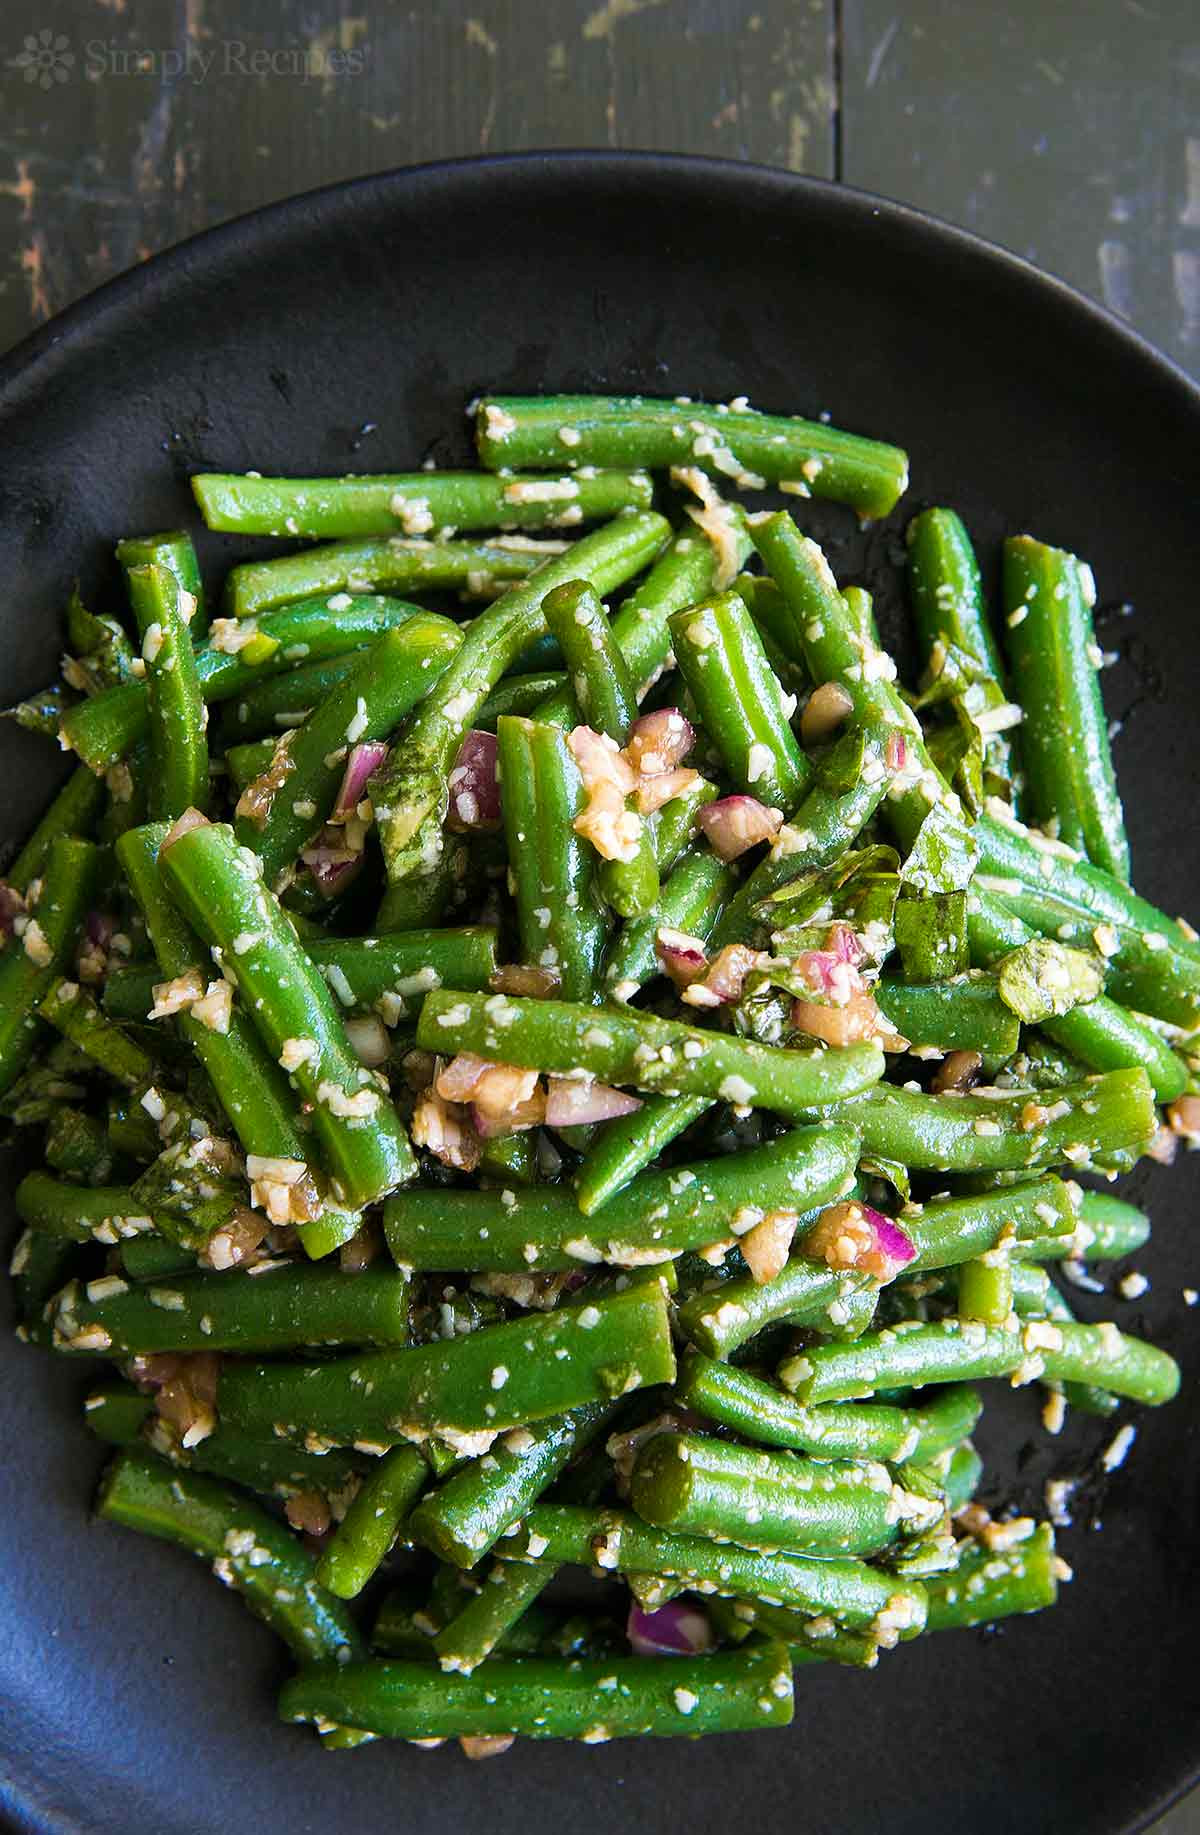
[825,922,864,966]
[490,963,562,998]
[740,1207,798,1284]
[626,1600,714,1658]
[691,942,763,1007]
[299,835,363,896]
[654,926,709,989]
[624,708,695,776]
[447,729,501,831]
[696,795,782,862]
[436,1052,493,1103]
[333,741,389,821]
[634,765,701,816]
[85,908,114,949]
[800,681,854,747]
[800,1199,916,1282]
[790,989,881,1046]
[544,1077,642,1127]
[469,1094,545,1138]
[885,731,908,773]
[161,807,210,850]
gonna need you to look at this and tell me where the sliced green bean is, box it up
[669,592,809,811]
[926,1524,1059,1631]
[417,988,885,1117]
[37,977,158,1088]
[384,1124,860,1272]
[541,577,638,737]
[574,1093,713,1214]
[314,1445,430,1599]
[631,1433,908,1558]
[491,1504,927,1635]
[1003,535,1128,879]
[0,837,100,1097]
[676,1353,982,1463]
[475,394,909,519]
[225,532,568,620]
[5,766,105,894]
[677,1260,877,1361]
[603,846,735,999]
[97,1449,363,1663]
[117,529,207,636]
[431,1559,556,1675]
[125,563,209,819]
[159,819,415,1207]
[496,716,607,1001]
[218,1282,676,1447]
[194,468,653,539]
[874,975,1020,1060]
[814,1069,1156,1173]
[282,1638,792,1742]
[51,1262,412,1356]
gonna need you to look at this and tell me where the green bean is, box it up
[221,655,365,746]
[574,1093,713,1214]
[0,837,100,1097]
[159,818,415,1208]
[968,889,1188,1097]
[314,1445,430,1599]
[475,395,909,519]
[907,508,1005,683]
[5,766,105,894]
[1068,1190,1150,1261]
[476,671,569,729]
[14,1173,166,1245]
[668,592,809,811]
[491,1504,927,1636]
[234,617,462,889]
[97,1449,363,1664]
[814,1069,1156,1173]
[118,1237,199,1281]
[925,1524,1059,1631]
[194,468,653,540]
[410,1401,616,1568]
[225,532,569,620]
[51,1262,413,1356]
[59,594,426,773]
[282,1638,792,1743]
[905,1178,1077,1269]
[652,776,718,876]
[541,578,638,737]
[780,1313,1178,1406]
[125,563,210,819]
[218,1282,676,1447]
[956,1252,1014,1326]
[117,529,207,637]
[37,977,158,1087]
[874,975,1020,1060]
[1003,535,1128,880]
[496,717,607,1002]
[384,1124,860,1272]
[9,1228,77,1344]
[676,1353,982,1463]
[940,1442,984,1514]
[975,802,1200,965]
[603,847,735,1000]
[371,512,669,929]
[417,988,885,1117]
[44,1106,114,1184]
[631,1433,913,1558]
[431,1560,556,1675]
[677,1259,876,1361]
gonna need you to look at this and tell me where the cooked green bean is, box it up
[417,987,885,1116]
[873,975,1020,1060]
[117,529,207,636]
[126,562,209,819]
[603,846,735,1000]
[0,837,99,1097]
[668,592,810,810]
[5,766,104,894]
[314,1445,430,1599]
[475,395,909,519]
[573,1093,713,1214]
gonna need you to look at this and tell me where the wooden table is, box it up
[0,3,1196,1828]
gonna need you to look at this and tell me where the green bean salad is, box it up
[4,391,1196,1756]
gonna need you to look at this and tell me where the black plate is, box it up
[2,153,1198,1835]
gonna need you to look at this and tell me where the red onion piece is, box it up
[161,807,210,850]
[634,765,701,817]
[696,795,782,862]
[825,922,864,966]
[299,834,363,896]
[654,926,709,990]
[85,908,114,949]
[626,1600,714,1658]
[469,1094,545,1138]
[447,729,501,831]
[885,731,908,773]
[334,741,389,821]
[800,1199,916,1282]
[544,1077,642,1127]
[436,1052,494,1103]
[625,707,695,776]
[790,990,881,1046]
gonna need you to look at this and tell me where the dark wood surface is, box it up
[0,3,1196,1828]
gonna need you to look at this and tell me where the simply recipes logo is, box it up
[7,27,369,87]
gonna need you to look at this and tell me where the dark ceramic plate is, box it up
[2,153,1198,1835]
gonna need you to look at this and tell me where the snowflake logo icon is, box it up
[11,27,75,90]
